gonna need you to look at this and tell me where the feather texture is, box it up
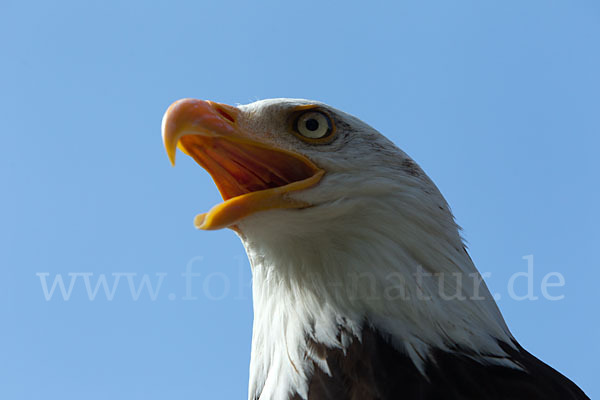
[295,327,588,400]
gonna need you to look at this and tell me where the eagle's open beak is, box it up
[162,98,324,230]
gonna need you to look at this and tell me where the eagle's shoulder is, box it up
[296,327,589,400]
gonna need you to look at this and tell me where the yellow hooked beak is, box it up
[161,98,325,230]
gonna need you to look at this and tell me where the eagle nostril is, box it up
[216,106,235,124]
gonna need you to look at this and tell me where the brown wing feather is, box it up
[293,327,589,400]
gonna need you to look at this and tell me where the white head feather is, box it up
[221,99,516,400]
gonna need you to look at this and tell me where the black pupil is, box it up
[305,118,319,131]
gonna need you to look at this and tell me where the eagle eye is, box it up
[294,110,334,141]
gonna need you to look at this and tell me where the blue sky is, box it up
[1,0,598,398]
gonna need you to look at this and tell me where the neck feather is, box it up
[239,191,514,400]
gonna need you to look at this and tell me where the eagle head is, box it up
[161,98,549,400]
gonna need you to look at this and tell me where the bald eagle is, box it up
[162,98,588,400]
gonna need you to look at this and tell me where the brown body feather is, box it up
[288,327,589,400]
